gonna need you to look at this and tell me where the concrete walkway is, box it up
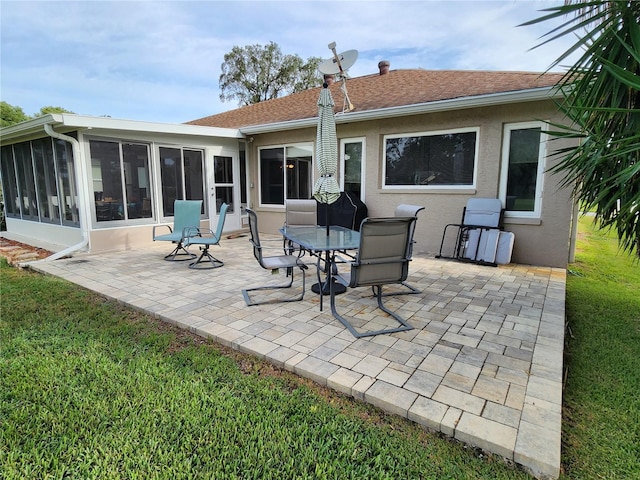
[26,234,565,479]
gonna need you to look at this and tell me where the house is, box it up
[0,64,578,267]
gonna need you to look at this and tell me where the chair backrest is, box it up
[350,217,415,288]
[213,203,229,239]
[174,200,202,234]
[285,199,317,227]
[394,204,425,259]
[462,198,503,228]
[246,208,264,266]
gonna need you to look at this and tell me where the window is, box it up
[499,122,547,217]
[0,137,79,226]
[259,144,312,205]
[13,142,37,219]
[384,128,477,188]
[214,155,234,213]
[341,138,365,201]
[89,139,152,222]
[239,142,248,214]
[1,145,19,218]
[32,138,60,223]
[159,147,205,217]
[54,138,79,225]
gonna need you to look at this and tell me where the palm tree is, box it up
[523,0,640,256]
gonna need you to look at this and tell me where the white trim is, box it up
[382,126,479,190]
[1,113,243,144]
[499,121,548,219]
[340,137,366,202]
[240,87,561,135]
[257,142,313,208]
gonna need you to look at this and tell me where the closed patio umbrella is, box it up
[312,83,344,295]
[312,84,340,206]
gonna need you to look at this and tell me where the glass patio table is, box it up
[279,225,360,311]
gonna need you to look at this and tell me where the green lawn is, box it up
[0,260,527,479]
[1,216,638,479]
[560,216,640,479]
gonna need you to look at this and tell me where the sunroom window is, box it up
[90,139,153,222]
[159,146,205,217]
[0,137,79,226]
[384,128,477,187]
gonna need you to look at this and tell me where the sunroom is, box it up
[0,114,246,256]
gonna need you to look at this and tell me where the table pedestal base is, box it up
[312,280,346,295]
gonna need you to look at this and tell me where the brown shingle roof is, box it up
[187,69,564,129]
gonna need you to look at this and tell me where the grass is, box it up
[1,216,638,479]
[560,216,640,479]
[1,259,526,479]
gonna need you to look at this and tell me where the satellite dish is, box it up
[318,49,358,75]
[318,42,358,112]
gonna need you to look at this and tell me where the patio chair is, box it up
[152,200,202,261]
[330,216,416,338]
[242,208,308,306]
[435,198,504,266]
[382,204,425,296]
[283,198,317,255]
[183,203,228,269]
[285,198,317,227]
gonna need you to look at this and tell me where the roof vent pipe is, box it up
[378,60,390,75]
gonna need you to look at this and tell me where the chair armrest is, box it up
[152,224,172,239]
[183,226,210,238]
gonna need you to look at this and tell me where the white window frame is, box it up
[257,142,313,207]
[340,137,366,202]
[382,127,479,190]
[499,121,548,219]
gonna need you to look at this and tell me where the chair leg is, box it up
[189,245,224,270]
[242,266,306,306]
[164,242,196,261]
[330,283,414,338]
[380,281,422,297]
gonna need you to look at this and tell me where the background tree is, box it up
[1,101,29,127]
[523,0,640,256]
[219,41,322,105]
[34,106,75,116]
[1,102,75,126]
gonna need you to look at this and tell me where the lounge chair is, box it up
[436,198,504,266]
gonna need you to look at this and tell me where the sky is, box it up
[0,0,578,125]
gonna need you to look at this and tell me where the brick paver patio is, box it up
[25,234,565,479]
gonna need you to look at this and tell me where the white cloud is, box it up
[1,0,576,123]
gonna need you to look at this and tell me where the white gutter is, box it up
[240,86,563,135]
[41,124,91,261]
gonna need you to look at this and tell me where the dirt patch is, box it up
[0,238,54,265]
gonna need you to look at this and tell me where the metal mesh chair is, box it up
[436,198,504,266]
[383,204,425,295]
[152,200,202,261]
[242,208,308,306]
[183,203,228,269]
[284,199,317,256]
[330,216,416,338]
[285,199,317,227]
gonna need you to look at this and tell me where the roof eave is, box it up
[240,86,561,135]
[1,113,244,144]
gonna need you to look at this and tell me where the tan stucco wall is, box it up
[247,101,577,268]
